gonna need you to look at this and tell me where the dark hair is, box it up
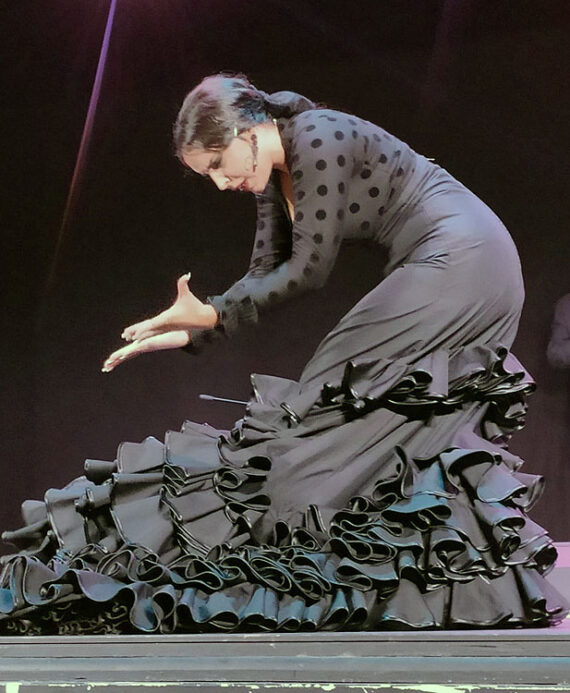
[173,73,317,160]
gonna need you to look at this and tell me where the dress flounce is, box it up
[0,345,567,634]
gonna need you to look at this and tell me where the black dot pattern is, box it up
[203,106,417,341]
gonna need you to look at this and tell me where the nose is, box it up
[209,171,229,191]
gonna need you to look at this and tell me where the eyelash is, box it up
[209,157,222,171]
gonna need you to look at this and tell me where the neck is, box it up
[256,120,287,172]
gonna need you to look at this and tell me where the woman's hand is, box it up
[102,330,190,372]
[121,273,217,342]
[101,273,218,372]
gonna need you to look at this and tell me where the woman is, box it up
[1,74,567,634]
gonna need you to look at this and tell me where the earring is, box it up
[251,133,258,172]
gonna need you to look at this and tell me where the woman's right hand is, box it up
[121,273,218,343]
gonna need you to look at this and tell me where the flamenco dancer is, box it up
[1,75,567,634]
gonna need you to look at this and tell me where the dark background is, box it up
[1,0,569,541]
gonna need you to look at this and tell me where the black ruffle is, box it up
[0,346,567,634]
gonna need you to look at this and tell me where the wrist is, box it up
[199,303,218,328]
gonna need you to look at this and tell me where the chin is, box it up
[255,177,271,194]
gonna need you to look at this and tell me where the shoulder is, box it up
[283,108,392,164]
[287,108,366,144]
[282,109,367,177]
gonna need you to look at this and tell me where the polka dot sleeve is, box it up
[187,112,356,350]
[246,173,293,278]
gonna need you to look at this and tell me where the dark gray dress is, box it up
[0,97,567,634]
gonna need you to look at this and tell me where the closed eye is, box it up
[208,156,222,171]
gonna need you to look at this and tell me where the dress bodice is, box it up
[189,106,465,349]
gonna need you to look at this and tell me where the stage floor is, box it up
[0,620,568,692]
[0,544,568,692]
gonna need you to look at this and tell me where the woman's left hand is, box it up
[102,330,191,372]
[102,273,218,372]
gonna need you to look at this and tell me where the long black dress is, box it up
[1,93,567,634]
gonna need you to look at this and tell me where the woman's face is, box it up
[182,130,273,194]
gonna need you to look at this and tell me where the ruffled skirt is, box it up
[1,345,567,634]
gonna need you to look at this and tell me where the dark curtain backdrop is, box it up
[1,0,569,544]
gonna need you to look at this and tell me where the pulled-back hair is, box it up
[173,73,317,159]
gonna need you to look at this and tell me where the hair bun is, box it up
[262,91,317,118]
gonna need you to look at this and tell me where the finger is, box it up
[102,331,190,372]
[123,314,168,342]
[127,320,160,342]
[102,341,144,372]
[176,272,192,299]
[128,326,164,342]
[101,353,127,372]
[122,274,192,341]
[122,319,154,341]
